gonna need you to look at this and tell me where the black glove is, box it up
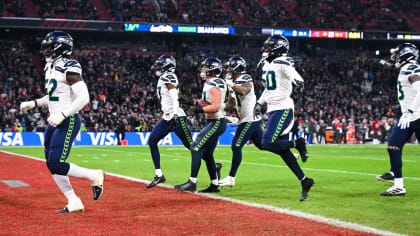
[179,98,194,111]
[294,80,304,92]
[167,115,178,131]
[192,103,204,113]
[253,103,263,120]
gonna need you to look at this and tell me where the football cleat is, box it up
[380,185,406,196]
[57,198,84,213]
[376,171,394,183]
[91,170,105,200]
[295,137,309,162]
[219,176,235,187]
[216,163,223,180]
[300,177,314,201]
[198,184,220,193]
[147,175,166,188]
[174,179,196,192]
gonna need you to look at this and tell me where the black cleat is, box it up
[300,177,314,201]
[92,185,104,200]
[198,184,220,193]
[147,175,166,188]
[216,163,223,180]
[295,137,309,162]
[376,172,394,183]
[56,207,70,213]
[174,179,196,192]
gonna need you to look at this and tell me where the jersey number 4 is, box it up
[45,78,59,102]
[262,71,276,90]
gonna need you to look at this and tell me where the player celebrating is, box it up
[253,35,314,201]
[377,43,420,196]
[218,56,264,187]
[175,57,227,193]
[147,55,193,188]
[20,31,104,213]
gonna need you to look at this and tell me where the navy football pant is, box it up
[190,118,227,179]
[262,109,305,180]
[387,118,420,178]
[229,120,264,177]
[44,114,81,175]
[148,116,193,169]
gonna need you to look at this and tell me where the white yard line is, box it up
[0,150,405,236]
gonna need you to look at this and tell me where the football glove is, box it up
[179,97,194,111]
[48,112,66,127]
[20,101,35,112]
[167,115,178,131]
[192,103,204,114]
[398,112,412,129]
[293,80,304,92]
[253,103,263,120]
[225,79,234,88]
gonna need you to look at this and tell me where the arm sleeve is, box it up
[62,81,90,117]
[284,66,304,84]
[409,81,420,112]
[168,88,179,116]
[36,95,49,107]
[257,89,267,105]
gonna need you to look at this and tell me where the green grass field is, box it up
[1,144,419,235]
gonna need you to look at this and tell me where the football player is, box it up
[147,55,193,188]
[253,35,314,201]
[175,58,227,193]
[377,43,420,196]
[218,56,264,187]
[20,31,104,213]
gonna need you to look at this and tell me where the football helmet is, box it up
[41,31,73,62]
[263,35,289,58]
[154,55,176,76]
[225,56,246,75]
[391,43,419,68]
[200,57,222,79]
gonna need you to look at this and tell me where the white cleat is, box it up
[57,197,85,213]
[380,185,406,196]
[218,176,235,187]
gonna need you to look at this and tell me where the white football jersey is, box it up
[44,58,82,115]
[260,56,303,113]
[233,74,260,123]
[157,72,186,120]
[397,61,420,120]
[202,77,227,120]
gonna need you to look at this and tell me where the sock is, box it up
[64,190,79,202]
[388,148,402,178]
[67,163,96,180]
[189,177,197,184]
[155,169,162,177]
[190,149,202,178]
[52,174,78,202]
[229,145,242,177]
[278,150,305,180]
[394,178,404,188]
[211,179,218,185]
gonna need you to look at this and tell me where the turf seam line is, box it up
[0,150,405,236]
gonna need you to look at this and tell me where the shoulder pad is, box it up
[407,64,418,71]
[206,81,217,87]
[162,73,177,83]
[401,71,412,75]
[64,60,81,68]
[273,59,292,66]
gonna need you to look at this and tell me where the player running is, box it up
[20,31,104,213]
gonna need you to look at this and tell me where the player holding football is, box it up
[20,31,104,213]
[377,43,420,196]
[147,55,193,188]
[218,56,264,187]
[253,35,314,201]
[175,58,227,193]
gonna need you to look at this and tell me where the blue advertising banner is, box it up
[124,24,235,35]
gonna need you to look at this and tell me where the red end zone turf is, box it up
[0,152,375,235]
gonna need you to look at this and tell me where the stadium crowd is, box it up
[0,37,401,144]
[1,0,417,31]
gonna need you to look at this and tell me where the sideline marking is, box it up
[1,180,29,187]
[0,150,404,236]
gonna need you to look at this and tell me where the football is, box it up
[197,99,211,107]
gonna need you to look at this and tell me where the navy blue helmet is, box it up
[263,35,289,58]
[200,57,223,79]
[154,55,176,76]
[225,56,247,75]
[41,31,73,61]
[391,43,419,68]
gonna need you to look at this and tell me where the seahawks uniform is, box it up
[229,74,263,177]
[387,61,420,178]
[44,58,82,175]
[190,77,227,179]
[260,56,302,148]
[149,72,193,170]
